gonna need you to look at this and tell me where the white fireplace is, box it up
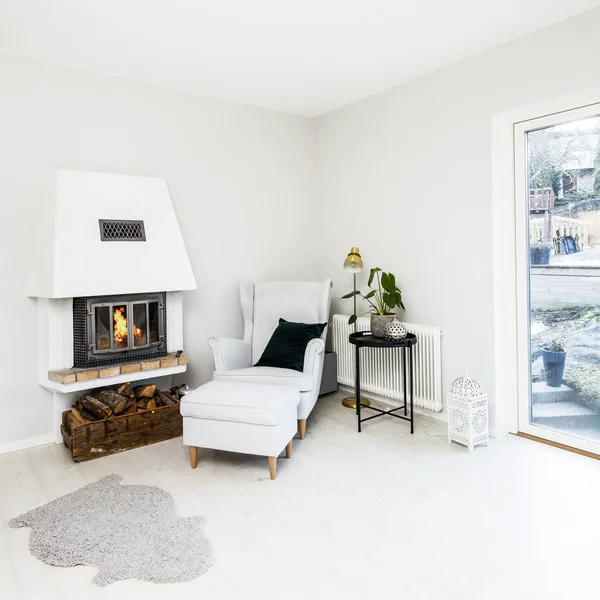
[29,170,197,443]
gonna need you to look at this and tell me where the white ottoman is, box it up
[180,381,299,480]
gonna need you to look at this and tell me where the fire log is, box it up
[116,382,135,398]
[125,402,138,414]
[97,390,128,415]
[124,397,137,411]
[89,388,108,400]
[134,384,156,399]
[80,395,112,419]
[156,390,176,406]
[70,407,87,425]
[164,391,180,404]
[146,398,157,410]
[79,407,102,422]
[136,397,150,410]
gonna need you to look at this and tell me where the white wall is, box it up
[314,7,600,432]
[0,53,316,449]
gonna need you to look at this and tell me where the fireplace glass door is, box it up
[94,305,112,351]
[73,292,167,368]
[90,295,163,355]
[113,304,128,349]
[132,302,148,347]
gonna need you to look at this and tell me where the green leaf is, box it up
[388,273,396,290]
[395,291,402,306]
[381,272,396,294]
[380,272,390,291]
[348,314,358,325]
[340,290,360,299]
[367,267,381,287]
[364,289,377,299]
[382,292,396,309]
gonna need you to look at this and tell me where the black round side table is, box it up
[349,331,418,433]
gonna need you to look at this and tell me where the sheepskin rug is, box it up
[9,474,214,586]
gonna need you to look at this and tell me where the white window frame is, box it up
[492,86,600,452]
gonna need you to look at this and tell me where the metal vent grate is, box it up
[99,219,146,241]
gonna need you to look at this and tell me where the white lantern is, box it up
[447,375,488,451]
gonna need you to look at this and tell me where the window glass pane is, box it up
[527,115,600,443]
[113,304,128,349]
[149,301,159,344]
[94,305,111,351]
[133,303,148,347]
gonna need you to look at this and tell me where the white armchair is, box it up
[208,279,332,439]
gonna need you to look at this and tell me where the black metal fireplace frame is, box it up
[73,292,168,368]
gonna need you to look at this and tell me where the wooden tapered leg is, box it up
[189,446,197,469]
[285,439,292,459]
[268,456,277,480]
[298,419,306,440]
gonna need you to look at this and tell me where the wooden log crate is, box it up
[61,384,184,462]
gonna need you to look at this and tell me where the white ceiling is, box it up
[1,0,599,116]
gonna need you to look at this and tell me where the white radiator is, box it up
[332,314,443,412]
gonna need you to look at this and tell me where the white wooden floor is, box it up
[2,392,600,600]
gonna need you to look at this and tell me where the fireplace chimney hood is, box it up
[28,170,197,298]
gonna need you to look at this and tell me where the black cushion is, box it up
[254,318,327,372]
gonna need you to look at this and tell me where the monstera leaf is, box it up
[367,267,381,287]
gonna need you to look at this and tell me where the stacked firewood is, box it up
[70,383,182,424]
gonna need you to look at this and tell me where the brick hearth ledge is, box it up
[49,352,189,385]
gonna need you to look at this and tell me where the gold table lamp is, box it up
[342,247,370,409]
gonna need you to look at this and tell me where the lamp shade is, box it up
[343,247,363,273]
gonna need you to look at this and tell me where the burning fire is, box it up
[113,307,144,345]
[113,307,128,345]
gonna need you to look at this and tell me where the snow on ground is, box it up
[551,244,600,266]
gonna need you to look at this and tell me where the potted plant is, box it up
[541,340,566,387]
[341,268,405,337]
[530,241,552,266]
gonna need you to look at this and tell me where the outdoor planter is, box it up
[530,244,552,266]
[542,348,566,387]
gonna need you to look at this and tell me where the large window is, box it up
[515,106,600,453]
